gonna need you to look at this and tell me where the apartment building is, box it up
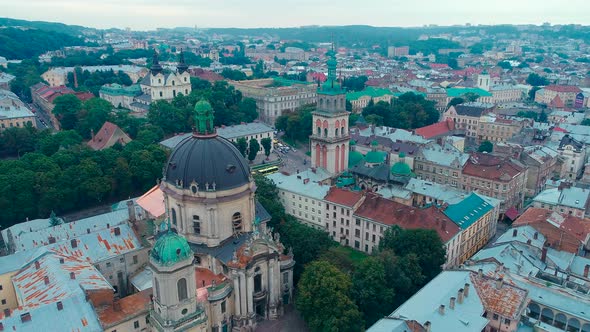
[477,114,528,144]
[0,89,36,130]
[557,134,586,180]
[532,183,590,218]
[230,78,317,125]
[461,153,527,214]
[413,142,469,187]
[535,85,583,107]
[443,103,494,140]
[266,170,331,230]
[520,146,559,197]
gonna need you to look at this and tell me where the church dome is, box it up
[164,100,251,191]
[348,150,364,168]
[391,161,412,176]
[164,135,251,191]
[151,230,192,266]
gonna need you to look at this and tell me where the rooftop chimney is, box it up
[34,261,40,270]
[541,242,549,263]
[127,200,136,223]
[449,297,456,310]
[457,288,464,304]
[44,276,49,285]
[512,229,518,237]
[3,309,10,318]
[70,272,76,280]
[114,227,121,236]
[533,232,538,240]
[527,239,532,245]
[478,269,483,278]
[496,277,503,289]
[71,239,77,249]
[56,301,63,311]
[584,264,589,278]
[0,321,3,331]
[20,312,31,323]
[48,236,56,244]
[424,321,431,332]
[438,304,445,315]
[464,283,470,297]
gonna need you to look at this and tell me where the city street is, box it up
[276,142,309,175]
[29,103,54,130]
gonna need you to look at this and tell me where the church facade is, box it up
[149,100,295,332]
[140,51,192,102]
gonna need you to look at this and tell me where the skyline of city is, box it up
[1,0,590,30]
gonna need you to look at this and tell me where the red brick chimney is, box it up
[541,242,549,263]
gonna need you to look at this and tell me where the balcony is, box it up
[253,288,267,300]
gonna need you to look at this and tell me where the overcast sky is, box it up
[1,0,588,30]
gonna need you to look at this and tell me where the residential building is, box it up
[461,153,527,214]
[324,187,366,248]
[266,170,331,230]
[368,270,529,332]
[0,89,36,130]
[446,88,494,105]
[557,134,586,180]
[387,46,410,57]
[520,145,559,197]
[41,64,148,87]
[443,103,495,140]
[160,121,274,156]
[310,54,350,176]
[0,72,15,90]
[98,83,143,111]
[414,118,461,140]
[535,85,583,107]
[532,183,590,218]
[87,121,132,150]
[490,85,524,103]
[414,141,469,188]
[477,114,528,144]
[30,83,93,129]
[230,78,317,125]
[443,193,496,265]
[346,87,393,112]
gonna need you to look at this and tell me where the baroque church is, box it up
[139,50,192,102]
[149,99,295,331]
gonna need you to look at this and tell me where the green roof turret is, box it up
[150,230,192,266]
[194,99,215,136]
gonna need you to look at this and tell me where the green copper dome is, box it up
[365,150,387,164]
[350,140,356,146]
[348,150,364,168]
[151,230,193,266]
[391,161,412,176]
[195,99,213,113]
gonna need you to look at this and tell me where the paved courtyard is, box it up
[255,305,309,332]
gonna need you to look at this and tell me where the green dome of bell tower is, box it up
[150,229,193,266]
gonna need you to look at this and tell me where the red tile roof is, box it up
[462,153,524,182]
[87,121,131,150]
[513,207,590,253]
[545,85,582,93]
[414,119,456,139]
[96,289,151,328]
[470,273,528,320]
[354,194,460,243]
[324,187,364,207]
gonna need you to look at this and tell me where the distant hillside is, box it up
[0,27,87,59]
[0,17,93,36]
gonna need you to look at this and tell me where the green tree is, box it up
[448,97,465,108]
[49,210,62,226]
[497,61,512,70]
[296,261,364,332]
[76,98,112,138]
[52,94,83,130]
[529,86,541,101]
[236,137,248,157]
[581,119,590,126]
[260,137,272,160]
[248,138,260,163]
[379,226,446,280]
[463,92,480,102]
[526,73,549,86]
[538,110,548,123]
[478,140,493,153]
[351,257,395,326]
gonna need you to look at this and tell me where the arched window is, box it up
[171,208,177,226]
[232,212,243,233]
[177,278,188,301]
[172,80,175,86]
[324,128,328,137]
[193,215,201,234]
[254,273,262,293]
[319,98,324,107]
[173,90,176,97]
[335,128,339,136]
[317,127,321,136]
[154,278,160,300]
[159,91,163,97]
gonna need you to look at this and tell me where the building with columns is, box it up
[149,99,294,331]
[139,51,192,103]
[310,53,350,176]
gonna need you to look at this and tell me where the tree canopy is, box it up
[478,140,494,153]
[526,73,549,86]
[362,92,439,129]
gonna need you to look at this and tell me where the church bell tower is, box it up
[310,48,349,175]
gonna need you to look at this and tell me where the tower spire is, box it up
[177,48,188,74]
[151,49,163,75]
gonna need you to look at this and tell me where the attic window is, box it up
[176,248,181,256]
[191,185,198,194]
[169,162,177,170]
[226,164,236,173]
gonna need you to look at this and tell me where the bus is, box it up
[254,166,279,176]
